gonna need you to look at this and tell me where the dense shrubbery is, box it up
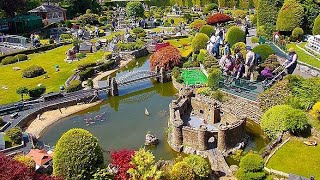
[2,54,28,65]
[251,37,259,44]
[126,1,144,18]
[78,13,99,25]
[6,127,22,145]
[207,13,232,25]
[208,68,222,90]
[232,10,247,19]
[257,0,279,35]
[203,3,218,14]
[276,0,304,32]
[53,128,104,179]
[199,25,215,37]
[183,155,210,178]
[60,33,72,40]
[236,153,265,180]
[170,161,195,180]
[97,60,115,72]
[77,62,97,71]
[111,149,134,180]
[252,44,274,62]
[260,54,280,71]
[117,39,145,51]
[311,102,320,120]
[79,67,95,81]
[261,105,310,138]
[225,26,245,47]
[66,80,82,92]
[190,19,207,31]
[132,27,144,34]
[13,155,35,170]
[192,33,209,53]
[313,15,320,35]
[150,45,181,71]
[28,86,46,98]
[22,65,45,78]
[291,27,304,41]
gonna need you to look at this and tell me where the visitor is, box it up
[224,43,230,56]
[233,58,245,89]
[234,47,243,61]
[219,54,234,75]
[261,67,273,80]
[284,48,298,74]
[207,41,214,56]
[245,46,255,82]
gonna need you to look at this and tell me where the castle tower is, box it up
[213,103,221,123]
[217,124,228,151]
[198,125,207,151]
[172,119,183,151]
[110,77,119,96]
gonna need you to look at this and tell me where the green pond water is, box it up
[40,56,269,162]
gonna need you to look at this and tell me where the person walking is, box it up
[284,48,298,74]
[245,46,255,82]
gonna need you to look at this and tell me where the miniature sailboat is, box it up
[145,108,149,116]
[136,62,139,66]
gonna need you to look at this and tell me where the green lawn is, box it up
[0,45,104,105]
[286,43,320,69]
[267,139,320,178]
[181,69,207,85]
[165,37,193,58]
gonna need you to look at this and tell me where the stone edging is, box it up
[264,137,291,166]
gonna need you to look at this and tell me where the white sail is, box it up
[145,108,149,116]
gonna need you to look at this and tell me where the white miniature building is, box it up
[307,35,320,55]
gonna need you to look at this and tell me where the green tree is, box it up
[276,0,304,32]
[207,68,222,90]
[199,25,215,37]
[291,27,304,41]
[239,0,249,9]
[16,87,29,101]
[192,33,209,53]
[127,148,162,180]
[53,128,104,179]
[170,161,195,180]
[183,155,211,178]
[257,0,280,34]
[126,1,144,19]
[225,26,245,47]
[300,0,320,34]
[61,0,100,17]
[313,14,320,35]
[0,0,25,17]
[252,44,275,62]
[28,85,46,98]
[236,153,265,180]
[6,127,22,145]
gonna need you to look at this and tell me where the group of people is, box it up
[207,27,226,58]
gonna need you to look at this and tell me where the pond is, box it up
[40,55,268,162]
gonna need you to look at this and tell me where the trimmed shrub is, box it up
[261,105,310,138]
[2,56,17,65]
[192,33,209,53]
[79,67,95,81]
[150,45,181,71]
[65,20,72,28]
[208,68,222,90]
[232,10,247,19]
[252,44,274,62]
[170,161,195,180]
[190,19,207,31]
[225,26,245,47]
[199,25,215,37]
[15,54,28,61]
[22,65,45,78]
[98,16,108,23]
[60,33,72,40]
[6,127,22,145]
[236,153,265,180]
[207,13,233,25]
[53,128,104,179]
[311,102,320,120]
[291,27,304,41]
[276,0,304,32]
[313,15,320,35]
[183,155,210,178]
[28,86,46,98]
[66,80,82,92]
[260,54,280,71]
[97,60,115,72]
[132,27,144,34]
[239,0,249,9]
[77,62,97,71]
[257,0,279,34]
[251,37,259,44]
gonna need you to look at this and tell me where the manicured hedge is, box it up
[276,0,304,32]
[97,60,115,72]
[252,44,274,62]
[291,27,304,41]
[77,62,97,71]
[2,54,28,65]
[225,26,245,47]
[66,80,82,92]
[199,25,215,37]
[79,67,95,81]
[22,65,45,78]
[28,86,46,98]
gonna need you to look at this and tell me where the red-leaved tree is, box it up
[207,13,233,25]
[150,45,181,71]
[111,149,135,180]
[0,153,59,180]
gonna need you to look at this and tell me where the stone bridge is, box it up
[97,66,171,96]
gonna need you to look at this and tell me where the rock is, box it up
[145,133,159,146]
[310,69,320,77]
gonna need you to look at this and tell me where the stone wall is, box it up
[217,119,246,151]
[191,96,221,124]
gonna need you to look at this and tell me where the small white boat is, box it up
[145,108,149,116]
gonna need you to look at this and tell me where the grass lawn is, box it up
[181,69,207,85]
[267,138,320,178]
[0,45,104,105]
[286,43,320,69]
[165,37,193,58]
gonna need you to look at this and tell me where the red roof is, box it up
[26,149,53,166]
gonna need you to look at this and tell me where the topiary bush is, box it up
[260,54,280,71]
[53,128,104,179]
[207,13,233,25]
[236,153,265,180]
[66,80,82,92]
[190,19,207,31]
[313,15,320,35]
[252,44,274,62]
[291,27,304,41]
[204,3,218,14]
[183,155,211,178]
[276,0,304,32]
[199,25,215,37]
[251,37,259,44]
[15,54,28,61]
[1,56,17,65]
[132,27,144,34]
[192,33,209,53]
[22,65,45,78]
[208,68,222,90]
[170,161,195,180]
[225,26,245,47]
[28,85,46,98]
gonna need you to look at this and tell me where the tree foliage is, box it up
[127,148,162,180]
[170,161,195,180]
[126,1,144,18]
[190,19,207,31]
[61,0,100,17]
[257,0,280,34]
[208,68,222,90]
[225,26,245,47]
[16,87,29,101]
[13,155,35,170]
[276,0,304,32]
[199,25,215,37]
[313,14,320,35]
[207,13,233,25]
[291,27,304,41]
[183,155,211,178]
[6,127,22,145]
[53,128,104,179]
[150,45,181,71]
[236,153,265,180]
[252,44,275,62]
[301,0,320,34]
[111,149,135,180]
[192,33,209,53]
